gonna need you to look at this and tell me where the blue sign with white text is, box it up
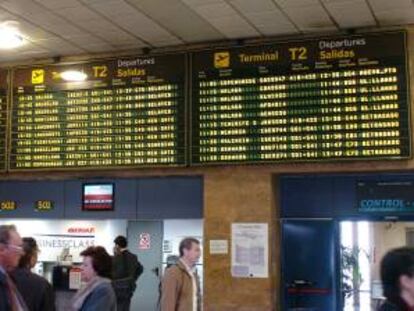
[357,181,414,212]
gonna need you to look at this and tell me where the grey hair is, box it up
[0,225,17,244]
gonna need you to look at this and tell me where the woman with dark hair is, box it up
[379,247,414,310]
[71,246,116,311]
[11,237,55,311]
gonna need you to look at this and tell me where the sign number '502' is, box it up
[0,201,16,211]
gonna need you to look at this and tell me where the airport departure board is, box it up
[11,54,186,170]
[0,71,7,171]
[191,32,410,164]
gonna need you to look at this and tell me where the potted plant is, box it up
[341,245,365,308]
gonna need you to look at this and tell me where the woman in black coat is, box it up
[11,237,55,311]
[378,247,414,310]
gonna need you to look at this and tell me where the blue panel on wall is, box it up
[137,177,203,219]
[282,220,337,310]
[333,174,414,220]
[280,176,334,218]
[0,181,65,219]
[0,177,203,220]
[64,179,137,219]
[281,173,414,220]
[332,176,358,218]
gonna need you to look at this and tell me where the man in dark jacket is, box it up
[11,237,55,311]
[378,247,414,310]
[0,225,28,311]
[112,235,143,311]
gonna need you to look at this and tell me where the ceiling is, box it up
[0,0,412,63]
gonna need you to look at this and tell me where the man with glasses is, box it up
[0,224,28,311]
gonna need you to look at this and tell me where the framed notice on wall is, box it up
[82,183,114,211]
[231,223,268,278]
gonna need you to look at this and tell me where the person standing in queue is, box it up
[0,224,28,311]
[161,237,202,311]
[12,237,55,311]
[71,246,116,311]
[379,247,414,310]
[112,235,143,311]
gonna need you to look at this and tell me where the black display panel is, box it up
[191,32,410,164]
[10,54,186,170]
[0,70,7,171]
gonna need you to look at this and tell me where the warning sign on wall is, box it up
[139,233,151,250]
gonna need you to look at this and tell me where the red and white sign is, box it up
[68,227,95,234]
[69,267,82,290]
[139,233,151,250]
[83,184,114,210]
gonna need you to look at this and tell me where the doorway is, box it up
[128,221,163,311]
[281,220,338,310]
[339,221,413,311]
[127,219,204,311]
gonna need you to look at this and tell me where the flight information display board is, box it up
[191,32,410,164]
[0,71,7,171]
[10,54,186,170]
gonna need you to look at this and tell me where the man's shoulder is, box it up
[12,269,50,289]
[28,271,50,288]
[164,264,185,279]
[125,250,138,260]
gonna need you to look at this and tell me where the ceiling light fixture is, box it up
[60,70,88,82]
[0,23,25,49]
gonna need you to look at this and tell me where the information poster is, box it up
[209,239,229,255]
[231,223,268,278]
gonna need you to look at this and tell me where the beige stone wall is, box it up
[203,169,277,311]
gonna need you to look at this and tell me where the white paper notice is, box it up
[69,267,82,290]
[231,223,268,278]
[209,240,228,255]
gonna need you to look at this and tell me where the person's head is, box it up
[381,247,414,305]
[179,238,201,266]
[0,225,24,271]
[18,238,39,269]
[113,236,128,255]
[80,246,112,283]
